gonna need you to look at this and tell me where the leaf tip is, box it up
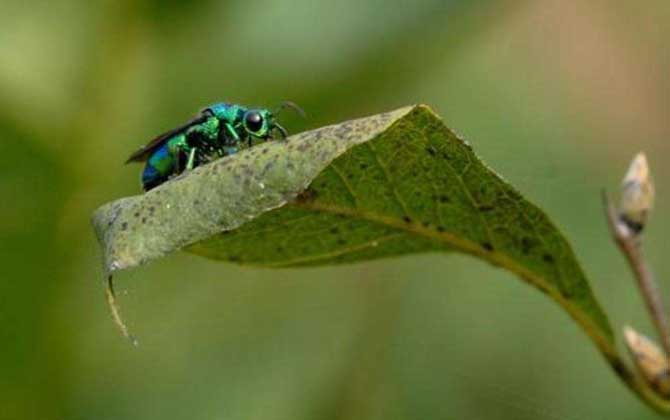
[105,275,138,346]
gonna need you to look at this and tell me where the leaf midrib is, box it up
[259,199,617,356]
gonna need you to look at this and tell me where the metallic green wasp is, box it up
[126,102,304,191]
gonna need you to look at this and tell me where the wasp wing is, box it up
[125,114,210,163]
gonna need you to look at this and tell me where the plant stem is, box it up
[603,191,670,356]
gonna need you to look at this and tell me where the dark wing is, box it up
[125,113,210,163]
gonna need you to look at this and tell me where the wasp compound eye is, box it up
[245,111,263,132]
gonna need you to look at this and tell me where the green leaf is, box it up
[92,105,668,411]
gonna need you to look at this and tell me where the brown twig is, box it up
[603,191,670,356]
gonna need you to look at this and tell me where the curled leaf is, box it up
[92,107,412,274]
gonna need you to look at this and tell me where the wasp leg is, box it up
[186,147,197,170]
[168,134,191,174]
[224,123,240,142]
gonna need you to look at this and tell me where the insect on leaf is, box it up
[93,105,666,410]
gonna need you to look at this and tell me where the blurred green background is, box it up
[1,0,669,419]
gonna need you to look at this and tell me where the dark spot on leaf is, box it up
[439,195,450,203]
[229,255,241,263]
[402,215,412,224]
[360,163,369,170]
[148,206,155,214]
[426,146,437,156]
[437,226,446,232]
[134,212,140,218]
[337,238,347,245]
[543,253,555,264]
[422,221,430,228]
[478,204,494,212]
[121,222,128,231]
[481,242,494,251]
[141,217,147,224]
[295,189,317,203]
[329,226,340,234]
[521,237,535,254]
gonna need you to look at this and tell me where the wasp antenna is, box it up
[274,123,289,139]
[275,101,306,119]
